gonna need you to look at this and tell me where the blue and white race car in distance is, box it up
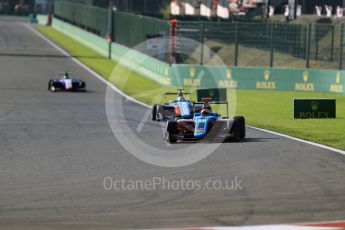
[48,72,86,92]
[152,89,199,121]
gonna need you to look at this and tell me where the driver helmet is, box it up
[202,102,212,111]
[63,72,70,79]
[177,96,186,101]
[200,108,211,117]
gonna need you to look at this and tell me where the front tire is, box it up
[165,121,178,144]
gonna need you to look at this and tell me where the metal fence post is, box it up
[169,19,177,64]
[107,0,113,59]
[339,23,344,70]
[112,11,116,43]
[315,24,319,61]
[306,23,311,69]
[234,21,239,66]
[303,25,307,60]
[200,22,205,65]
[331,25,335,62]
[269,22,274,67]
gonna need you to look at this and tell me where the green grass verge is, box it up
[37,25,345,150]
[236,90,345,150]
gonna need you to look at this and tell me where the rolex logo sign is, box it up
[189,67,196,78]
[218,69,238,88]
[336,72,341,84]
[256,70,276,89]
[295,71,314,91]
[226,69,232,79]
[184,67,201,86]
[303,71,308,82]
[264,70,270,81]
[311,101,319,111]
[330,72,343,93]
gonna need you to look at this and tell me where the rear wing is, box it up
[164,88,191,104]
[56,72,73,77]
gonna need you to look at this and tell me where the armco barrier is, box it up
[52,17,109,57]
[50,17,344,94]
[37,14,47,25]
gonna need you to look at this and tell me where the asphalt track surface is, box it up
[0,19,345,230]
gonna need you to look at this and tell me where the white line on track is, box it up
[145,226,343,230]
[248,126,345,156]
[25,23,345,157]
[143,220,345,229]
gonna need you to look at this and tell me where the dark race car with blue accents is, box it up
[164,100,245,143]
[152,89,200,121]
[48,72,86,92]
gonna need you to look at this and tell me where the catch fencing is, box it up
[175,21,345,69]
[53,0,345,70]
[54,0,169,49]
[54,1,108,36]
[113,11,169,48]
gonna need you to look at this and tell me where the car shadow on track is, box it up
[241,137,280,143]
[0,88,97,93]
[169,137,279,145]
[48,90,96,94]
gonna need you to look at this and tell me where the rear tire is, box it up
[152,104,158,121]
[235,116,245,139]
[156,105,166,121]
[48,80,53,91]
[230,116,245,141]
[82,83,87,92]
[166,121,178,144]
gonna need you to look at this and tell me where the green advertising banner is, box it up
[170,65,345,94]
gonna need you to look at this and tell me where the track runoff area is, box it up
[0,18,344,229]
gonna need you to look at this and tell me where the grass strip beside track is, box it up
[37,26,345,150]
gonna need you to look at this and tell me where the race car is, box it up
[164,100,245,143]
[48,72,86,92]
[152,89,197,121]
